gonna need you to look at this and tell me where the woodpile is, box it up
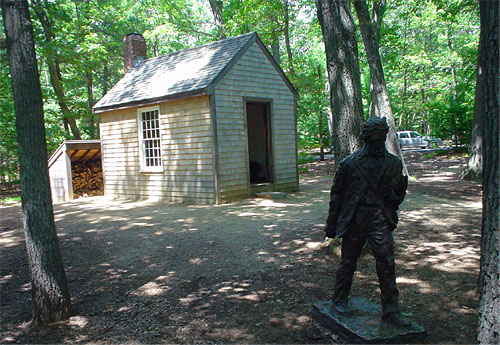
[72,161,104,197]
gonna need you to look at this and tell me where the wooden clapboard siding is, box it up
[214,41,298,202]
[99,95,215,202]
[48,149,73,204]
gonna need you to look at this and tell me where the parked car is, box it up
[424,135,442,148]
[397,131,429,149]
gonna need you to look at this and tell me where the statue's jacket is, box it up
[325,148,408,238]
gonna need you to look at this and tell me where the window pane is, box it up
[140,109,162,168]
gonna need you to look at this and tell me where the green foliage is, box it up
[380,0,479,142]
[0,0,480,178]
[0,195,21,205]
[0,47,18,183]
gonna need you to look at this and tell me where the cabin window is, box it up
[138,106,163,172]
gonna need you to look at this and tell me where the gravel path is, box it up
[0,152,482,343]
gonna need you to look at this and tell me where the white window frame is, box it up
[137,106,163,172]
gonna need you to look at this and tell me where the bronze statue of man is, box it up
[325,117,410,328]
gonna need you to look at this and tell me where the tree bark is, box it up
[283,0,294,76]
[353,0,407,175]
[399,68,408,129]
[366,0,384,120]
[319,111,325,161]
[1,0,72,325]
[316,0,364,165]
[462,82,483,180]
[86,70,97,139]
[271,32,281,65]
[30,0,81,139]
[208,0,225,39]
[476,1,499,343]
[462,36,483,181]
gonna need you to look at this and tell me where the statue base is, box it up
[312,298,428,344]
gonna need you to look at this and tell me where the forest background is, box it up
[0,0,479,183]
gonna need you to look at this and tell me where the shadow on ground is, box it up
[0,154,481,344]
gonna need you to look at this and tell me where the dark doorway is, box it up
[246,102,272,184]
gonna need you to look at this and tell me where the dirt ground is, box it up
[0,151,482,344]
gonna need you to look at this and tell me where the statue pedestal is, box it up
[312,298,428,344]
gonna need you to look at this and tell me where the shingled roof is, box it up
[94,32,297,113]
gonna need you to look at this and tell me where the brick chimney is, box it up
[123,33,147,74]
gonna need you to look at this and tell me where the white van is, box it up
[397,131,429,149]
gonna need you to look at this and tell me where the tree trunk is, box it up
[102,62,109,96]
[449,28,459,146]
[353,0,407,175]
[319,111,325,161]
[208,0,225,39]
[283,0,294,76]
[462,79,483,180]
[271,33,281,65]
[86,70,97,139]
[316,0,364,165]
[462,35,483,181]
[476,1,499,343]
[1,0,72,325]
[399,17,409,130]
[399,68,408,129]
[367,0,384,120]
[30,0,81,139]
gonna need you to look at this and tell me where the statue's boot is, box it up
[382,313,411,328]
[332,300,353,315]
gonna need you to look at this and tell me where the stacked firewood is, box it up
[72,161,104,197]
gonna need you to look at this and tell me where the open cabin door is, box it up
[246,102,272,184]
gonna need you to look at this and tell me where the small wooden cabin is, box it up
[93,32,299,204]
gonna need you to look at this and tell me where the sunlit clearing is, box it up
[179,294,198,304]
[269,313,312,330]
[156,273,176,282]
[306,242,322,249]
[255,199,290,208]
[0,232,22,248]
[117,306,133,312]
[396,277,435,294]
[189,257,207,265]
[228,292,262,301]
[132,281,169,296]
[464,201,482,208]
[238,211,262,217]
[69,316,88,328]
[218,286,233,293]
[293,241,323,254]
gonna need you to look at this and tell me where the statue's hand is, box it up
[324,224,336,238]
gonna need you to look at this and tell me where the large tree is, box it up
[476,0,499,343]
[353,0,406,174]
[30,0,82,139]
[316,0,364,164]
[208,0,225,39]
[1,0,72,325]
